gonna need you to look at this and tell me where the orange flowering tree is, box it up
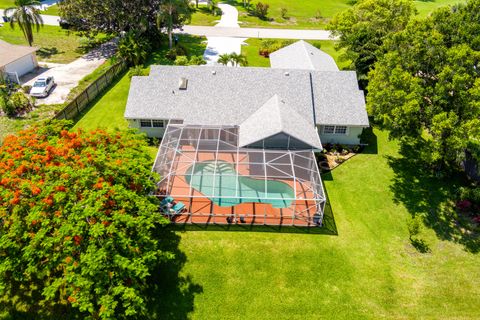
[0,122,170,318]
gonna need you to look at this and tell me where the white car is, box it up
[30,76,55,98]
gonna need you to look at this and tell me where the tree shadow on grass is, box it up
[387,143,480,253]
[37,47,62,60]
[143,229,203,320]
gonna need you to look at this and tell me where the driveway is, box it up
[203,4,246,65]
[22,41,116,105]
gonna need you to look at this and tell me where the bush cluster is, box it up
[258,39,295,57]
[0,91,34,117]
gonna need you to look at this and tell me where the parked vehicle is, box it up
[30,76,55,98]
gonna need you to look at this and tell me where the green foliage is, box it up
[368,0,480,169]
[406,215,422,239]
[328,0,416,78]
[1,91,33,116]
[258,39,294,57]
[280,7,287,19]
[118,32,151,66]
[174,55,190,65]
[174,55,206,65]
[5,0,44,46]
[0,122,170,318]
[254,2,269,19]
[165,44,188,60]
[156,0,192,48]
[217,53,248,66]
[60,0,163,35]
[127,65,148,78]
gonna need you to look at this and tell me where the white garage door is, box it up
[5,54,36,77]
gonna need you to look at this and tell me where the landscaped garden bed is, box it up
[317,143,363,172]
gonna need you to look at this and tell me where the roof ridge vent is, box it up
[178,77,188,90]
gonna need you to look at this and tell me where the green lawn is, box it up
[42,4,59,16]
[189,5,221,26]
[242,39,350,69]
[151,129,480,319]
[188,0,468,29]
[0,25,83,64]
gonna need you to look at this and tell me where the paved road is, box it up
[0,9,60,26]
[179,25,333,40]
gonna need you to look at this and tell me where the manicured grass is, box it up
[189,5,221,26]
[0,25,83,64]
[242,38,350,69]
[191,0,468,29]
[41,4,59,16]
[155,129,480,319]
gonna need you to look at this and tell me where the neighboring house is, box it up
[0,40,39,82]
[125,42,368,148]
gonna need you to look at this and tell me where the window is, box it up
[322,125,348,135]
[323,126,335,134]
[140,120,152,128]
[334,126,347,135]
[152,120,164,128]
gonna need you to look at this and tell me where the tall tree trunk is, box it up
[168,9,173,49]
[196,0,199,8]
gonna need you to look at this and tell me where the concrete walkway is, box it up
[0,9,60,26]
[203,4,246,65]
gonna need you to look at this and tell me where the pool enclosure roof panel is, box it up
[153,124,326,203]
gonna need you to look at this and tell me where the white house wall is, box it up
[4,54,38,77]
[128,119,166,138]
[318,126,365,145]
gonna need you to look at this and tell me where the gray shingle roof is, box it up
[238,94,322,149]
[0,40,38,68]
[125,65,368,132]
[269,40,339,72]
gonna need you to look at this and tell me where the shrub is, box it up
[3,91,33,116]
[280,7,288,19]
[315,9,322,19]
[259,39,294,57]
[255,2,269,19]
[174,55,190,66]
[128,65,148,78]
[22,85,32,94]
[165,44,188,61]
[118,32,151,66]
[407,216,422,240]
[189,55,207,65]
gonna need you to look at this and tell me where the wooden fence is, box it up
[54,60,127,120]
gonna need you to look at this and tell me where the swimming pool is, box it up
[185,160,295,208]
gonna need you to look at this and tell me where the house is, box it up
[125,42,368,148]
[124,41,369,227]
[0,40,39,82]
[269,40,339,72]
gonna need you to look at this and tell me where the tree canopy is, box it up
[60,0,191,37]
[367,0,480,169]
[328,0,416,79]
[0,122,170,318]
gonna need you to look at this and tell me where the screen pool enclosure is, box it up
[153,124,326,227]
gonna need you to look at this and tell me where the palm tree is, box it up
[157,0,191,49]
[230,52,248,67]
[5,0,43,47]
[217,53,231,66]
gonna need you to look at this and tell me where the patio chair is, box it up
[172,201,186,214]
[160,196,174,207]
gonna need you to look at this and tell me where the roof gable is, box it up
[238,94,322,149]
[270,40,339,72]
